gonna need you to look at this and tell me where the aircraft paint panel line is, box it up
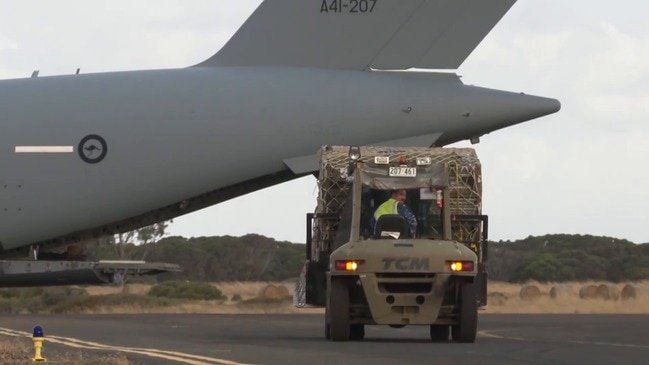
[14,146,74,153]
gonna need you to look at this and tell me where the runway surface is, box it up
[1,313,648,365]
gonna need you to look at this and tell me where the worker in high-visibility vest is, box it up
[370,189,417,237]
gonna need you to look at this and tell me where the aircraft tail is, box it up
[196,0,517,70]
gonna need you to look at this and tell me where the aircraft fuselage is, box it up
[0,66,559,252]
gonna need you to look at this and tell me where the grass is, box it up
[84,281,292,300]
[80,280,649,315]
[0,338,29,364]
[484,280,649,314]
[73,280,322,314]
[0,337,134,364]
[4,280,649,315]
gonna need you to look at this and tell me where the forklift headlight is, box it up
[446,261,474,272]
[334,260,364,271]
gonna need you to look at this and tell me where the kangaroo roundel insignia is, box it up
[78,134,107,164]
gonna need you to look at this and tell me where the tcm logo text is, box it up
[382,257,430,271]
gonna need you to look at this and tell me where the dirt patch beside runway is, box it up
[484,281,649,314]
[80,280,649,315]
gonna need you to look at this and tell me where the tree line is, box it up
[86,233,305,282]
[487,234,649,283]
[87,228,649,283]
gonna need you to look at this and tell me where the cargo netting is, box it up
[310,146,483,262]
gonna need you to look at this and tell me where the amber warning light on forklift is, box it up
[335,260,364,271]
[446,261,474,272]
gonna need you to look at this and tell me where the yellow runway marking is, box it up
[0,328,253,365]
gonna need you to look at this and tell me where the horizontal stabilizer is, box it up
[284,154,320,175]
[370,133,444,148]
[197,0,517,70]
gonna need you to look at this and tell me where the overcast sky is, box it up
[1,1,646,244]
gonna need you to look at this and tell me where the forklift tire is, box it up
[350,324,365,341]
[329,278,351,341]
[451,283,478,343]
[429,325,449,342]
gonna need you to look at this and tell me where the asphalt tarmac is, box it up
[1,313,648,365]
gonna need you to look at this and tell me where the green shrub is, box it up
[0,287,89,314]
[147,281,225,300]
[19,287,45,298]
[0,289,20,299]
[41,287,88,307]
[0,299,21,314]
[239,296,292,305]
[231,294,242,302]
[51,294,177,314]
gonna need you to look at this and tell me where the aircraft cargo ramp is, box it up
[0,260,181,287]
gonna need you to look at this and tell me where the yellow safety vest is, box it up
[374,198,399,220]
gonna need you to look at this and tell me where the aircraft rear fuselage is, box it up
[0,67,559,251]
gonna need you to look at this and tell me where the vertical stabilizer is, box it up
[196,0,517,70]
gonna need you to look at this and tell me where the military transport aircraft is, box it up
[0,0,559,285]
